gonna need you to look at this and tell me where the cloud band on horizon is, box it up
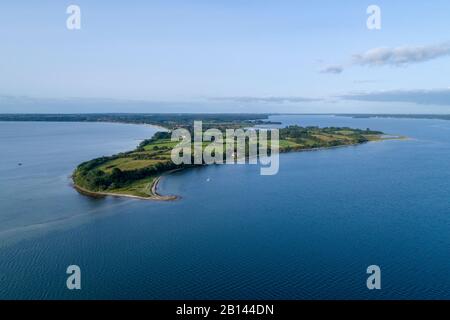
[209,96,321,103]
[340,88,450,106]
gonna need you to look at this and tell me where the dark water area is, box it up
[0,115,449,299]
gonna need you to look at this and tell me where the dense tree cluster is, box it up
[74,158,181,191]
[280,125,381,146]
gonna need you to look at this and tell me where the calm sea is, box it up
[0,115,449,299]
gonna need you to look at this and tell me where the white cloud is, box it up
[320,65,344,74]
[353,42,450,66]
[321,42,450,74]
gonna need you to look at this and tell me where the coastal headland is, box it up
[68,114,390,200]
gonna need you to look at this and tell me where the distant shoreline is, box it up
[2,113,450,123]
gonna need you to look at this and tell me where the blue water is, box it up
[0,115,449,299]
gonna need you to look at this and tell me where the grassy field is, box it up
[106,176,156,198]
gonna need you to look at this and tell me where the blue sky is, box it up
[1,0,450,113]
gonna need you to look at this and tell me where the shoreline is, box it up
[72,122,177,201]
[73,171,179,201]
[278,134,405,154]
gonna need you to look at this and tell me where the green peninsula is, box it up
[72,119,386,200]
